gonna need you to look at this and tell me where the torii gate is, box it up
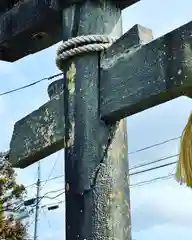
[2,0,192,239]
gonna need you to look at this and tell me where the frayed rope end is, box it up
[175,112,192,189]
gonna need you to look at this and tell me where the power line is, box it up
[130,173,174,187]
[0,73,62,97]
[130,161,176,176]
[0,78,47,97]
[25,189,65,212]
[26,189,65,208]
[129,153,178,170]
[34,188,65,207]
[2,160,177,214]
[3,151,180,198]
[2,188,65,214]
[30,160,177,196]
[1,176,65,212]
[44,191,65,200]
[26,154,178,189]
[39,174,64,184]
[128,136,181,155]
[2,135,181,191]
[41,188,64,198]
[25,174,65,189]
[40,151,61,190]
[1,152,179,212]
[5,169,175,214]
[24,154,178,190]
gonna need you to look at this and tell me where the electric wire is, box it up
[43,191,65,200]
[40,151,61,190]
[32,188,65,207]
[2,162,177,214]
[16,153,179,193]
[2,152,179,201]
[25,174,65,189]
[0,73,62,97]
[1,138,180,213]
[130,166,176,188]
[1,189,65,213]
[128,136,180,155]
[130,173,174,187]
[130,161,176,176]
[24,153,179,190]
[129,153,178,170]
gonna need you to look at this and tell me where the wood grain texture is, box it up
[100,20,192,122]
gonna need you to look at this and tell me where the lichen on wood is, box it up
[8,88,74,168]
[66,62,76,95]
[61,1,132,240]
[100,20,192,122]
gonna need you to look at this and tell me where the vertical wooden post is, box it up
[62,1,131,239]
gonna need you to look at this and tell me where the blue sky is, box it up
[1,0,192,239]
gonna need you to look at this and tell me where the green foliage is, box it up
[0,152,28,239]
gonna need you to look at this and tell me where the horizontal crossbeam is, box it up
[9,91,74,168]
[100,20,192,122]
[0,0,137,11]
[0,0,62,62]
[0,0,138,62]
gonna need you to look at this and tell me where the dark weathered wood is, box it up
[63,1,131,239]
[0,0,138,62]
[100,20,192,122]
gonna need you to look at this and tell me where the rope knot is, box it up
[56,35,116,71]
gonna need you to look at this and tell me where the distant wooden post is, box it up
[61,2,132,239]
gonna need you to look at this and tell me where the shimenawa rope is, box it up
[175,112,192,188]
[56,35,115,71]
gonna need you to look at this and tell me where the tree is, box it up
[0,151,28,239]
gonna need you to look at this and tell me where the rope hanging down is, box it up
[56,35,115,71]
[176,112,192,188]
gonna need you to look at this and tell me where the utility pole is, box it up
[34,161,41,240]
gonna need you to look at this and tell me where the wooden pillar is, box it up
[62,1,131,239]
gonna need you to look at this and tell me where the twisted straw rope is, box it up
[56,35,115,71]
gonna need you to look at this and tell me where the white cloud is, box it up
[131,176,192,234]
